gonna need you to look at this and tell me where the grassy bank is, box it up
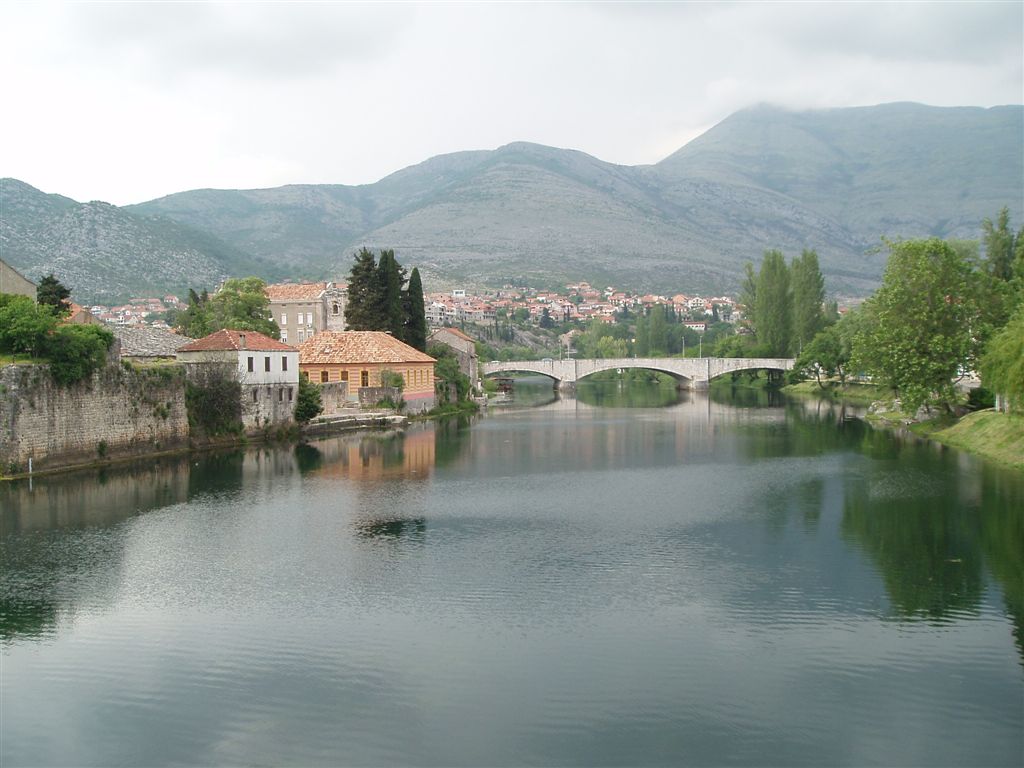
[782,380,891,405]
[919,411,1024,470]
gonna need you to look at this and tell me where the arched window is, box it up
[332,303,339,315]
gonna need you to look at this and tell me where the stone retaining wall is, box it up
[0,363,189,474]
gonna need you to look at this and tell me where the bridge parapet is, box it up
[481,357,795,389]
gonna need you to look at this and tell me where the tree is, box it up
[175,278,278,339]
[852,238,981,413]
[539,307,554,329]
[208,277,279,338]
[344,247,382,330]
[790,249,826,354]
[43,325,114,386]
[648,304,668,355]
[982,207,1017,282]
[0,294,58,357]
[979,306,1024,413]
[404,267,428,351]
[755,250,792,356]
[376,249,406,338]
[294,375,324,423]
[738,261,758,334]
[36,274,72,316]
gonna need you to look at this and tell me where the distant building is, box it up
[64,303,104,326]
[299,331,436,414]
[0,258,36,299]
[428,327,478,388]
[176,329,299,429]
[265,281,348,345]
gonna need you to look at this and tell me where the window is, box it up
[280,330,288,344]
[264,356,271,372]
[332,303,339,315]
[321,370,329,383]
[247,356,254,373]
[279,388,284,402]
[360,370,369,387]
[298,330,305,342]
[252,388,258,402]
[340,370,348,382]
[281,313,287,325]
[282,356,288,372]
[288,388,293,402]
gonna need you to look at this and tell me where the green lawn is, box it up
[927,411,1024,470]
[0,353,47,365]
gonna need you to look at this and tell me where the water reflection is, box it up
[2,386,1022,765]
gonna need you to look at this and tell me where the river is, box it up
[2,379,1022,766]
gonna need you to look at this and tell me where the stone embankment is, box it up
[0,362,188,475]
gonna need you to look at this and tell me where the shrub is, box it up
[294,376,323,423]
[185,363,242,436]
[44,325,114,386]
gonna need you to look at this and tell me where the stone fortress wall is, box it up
[0,362,189,474]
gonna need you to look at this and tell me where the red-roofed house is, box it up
[300,331,436,413]
[177,329,300,428]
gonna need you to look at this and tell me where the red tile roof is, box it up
[265,282,327,301]
[177,329,296,353]
[432,327,475,342]
[299,331,435,365]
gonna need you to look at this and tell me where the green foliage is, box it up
[294,375,324,423]
[852,238,981,413]
[379,368,405,391]
[36,274,71,316]
[982,207,1018,282]
[344,248,427,346]
[404,268,428,351]
[377,249,407,339]
[345,247,384,330]
[0,294,57,356]
[755,250,792,356]
[979,306,1024,412]
[185,364,243,437]
[790,249,826,354]
[176,278,278,339]
[44,324,114,386]
[430,344,471,404]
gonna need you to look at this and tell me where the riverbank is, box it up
[782,380,1024,470]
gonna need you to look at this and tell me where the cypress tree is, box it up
[377,249,406,338]
[404,267,428,351]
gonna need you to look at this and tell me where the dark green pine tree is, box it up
[345,247,382,330]
[36,273,72,316]
[404,267,428,351]
[376,249,406,338]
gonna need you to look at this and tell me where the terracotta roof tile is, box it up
[299,331,435,365]
[177,329,297,353]
[265,282,327,301]
[432,327,475,342]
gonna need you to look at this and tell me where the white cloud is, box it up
[0,1,1020,205]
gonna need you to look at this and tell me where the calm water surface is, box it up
[2,382,1022,766]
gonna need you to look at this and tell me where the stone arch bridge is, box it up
[481,357,795,391]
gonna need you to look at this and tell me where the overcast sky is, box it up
[2,1,1021,206]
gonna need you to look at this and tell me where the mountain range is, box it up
[2,102,1021,303]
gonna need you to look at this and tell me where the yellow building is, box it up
[299,331,436,413]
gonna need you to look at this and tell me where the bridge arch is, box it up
[575,360,693,386]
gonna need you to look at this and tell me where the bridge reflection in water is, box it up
[482,357,795,391]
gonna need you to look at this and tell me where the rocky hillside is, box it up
[0,179,281,302]
[4,103,1020,301]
